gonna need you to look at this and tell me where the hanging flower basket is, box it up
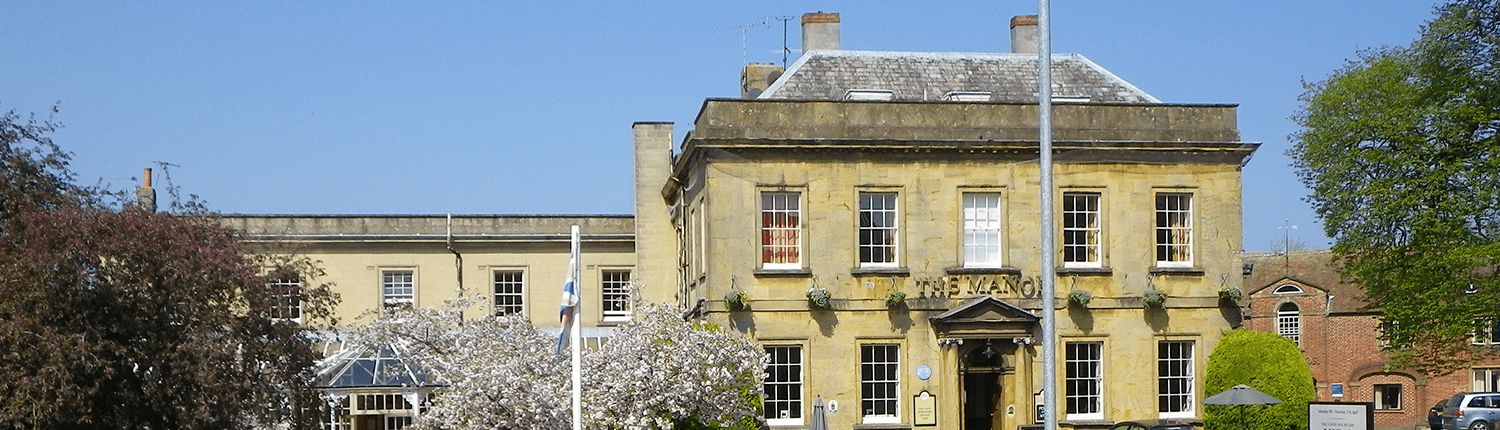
[885,291,907,308]
[724,290,750,311]
[1143,289,1167,309]
[1218,287,1243,303]
[806,287,832,309]
[1068,289,1093,307]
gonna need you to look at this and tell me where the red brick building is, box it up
[1241,251,1498,430]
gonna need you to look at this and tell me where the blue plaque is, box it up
[916,364,932,381]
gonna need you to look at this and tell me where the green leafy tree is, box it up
[0,104,339,428]
[1204,330,1315,430]
[1290,0,1500,373]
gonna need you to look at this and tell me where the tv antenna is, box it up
[770,15,796,68]
[721,18,769,65]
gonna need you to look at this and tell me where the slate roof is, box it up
[759,50,1159,103]
[1242,250,1372,313]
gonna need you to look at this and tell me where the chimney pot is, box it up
[801,12,841,52]
[1010,15,1038,54]
[136,167,157,212]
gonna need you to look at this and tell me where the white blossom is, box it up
[349,298,765,430]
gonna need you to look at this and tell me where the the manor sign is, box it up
[914,273,1043,299]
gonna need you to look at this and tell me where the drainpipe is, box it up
[447,214,464,321]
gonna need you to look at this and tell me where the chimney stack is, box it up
[740,63,784,98]
[801,12,840,52]
[136,167,156,212]
[1010,15,1038,54]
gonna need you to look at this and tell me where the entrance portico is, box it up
[932,296,1042,430]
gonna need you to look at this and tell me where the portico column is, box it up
[940,338,964,429]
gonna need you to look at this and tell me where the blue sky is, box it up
[2,1,1442,251]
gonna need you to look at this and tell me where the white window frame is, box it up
[600,269,632,322]
[1065,341,1104,421]
[1277,303,1301,346]
[1157,340,1195,419]
[267,277,303,323]
[1473,368,1500,391]
[1373,384,1402,410]
[380,269,416,308]
[1473,319,1500,346]
[1062,192,1103,268]
[858,192,900,268]
[859,343,900,424]
[492,269,525,316]
[1273,284,1303,295]
[961,192,1003,268]
[763,344,805,426]
[1154,193,1194,268]
[761,191,803,270]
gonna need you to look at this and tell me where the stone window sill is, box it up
[945,266,1022,275]
[851,267,910,276]
[1149,266,1205,275]
[754,268,813,278]
[1057,266,1112,275]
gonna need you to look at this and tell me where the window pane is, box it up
[764,345,804,421]
[761,192,802,268]
[1062,193,1101,267]
[1154,193,1193,265]
[381,270,414,307]
[858,193,899,266]
[1065,342,1103,418]
[860,344,900,420]
[267,278,302,320]
[962,193,1002,267]
[1278,303,1301,346]
[493,271,524,316]
[601,270,632,319]
[1157,341,1194,416]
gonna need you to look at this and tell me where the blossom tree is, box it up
[582,303,765,429]
[349,299,571,429]
[353,299,766,430]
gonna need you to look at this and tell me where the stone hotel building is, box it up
[631,13,1258,430]
[223,12,1258,430]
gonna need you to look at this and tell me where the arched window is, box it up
[1273,284,1303,295]
[1278,302,1301,346]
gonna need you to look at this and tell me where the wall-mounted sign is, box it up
[916,364,932,381]
[913,391,937,426]
[1330,383,1344,398]
[1309,401,1371,430]
[914,274,1044,299]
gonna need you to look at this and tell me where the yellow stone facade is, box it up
[226,215,637,329]
[634,100,1257,429]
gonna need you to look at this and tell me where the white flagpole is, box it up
[569,225,583,430]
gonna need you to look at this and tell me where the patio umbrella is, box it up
[808,397,828,430]
[1205,384,1281,429]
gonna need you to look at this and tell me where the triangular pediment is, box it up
[931,296,1040,325]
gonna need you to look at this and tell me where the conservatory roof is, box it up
[316,346,435,389]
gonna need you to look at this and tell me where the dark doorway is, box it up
[964,371,1002,430]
